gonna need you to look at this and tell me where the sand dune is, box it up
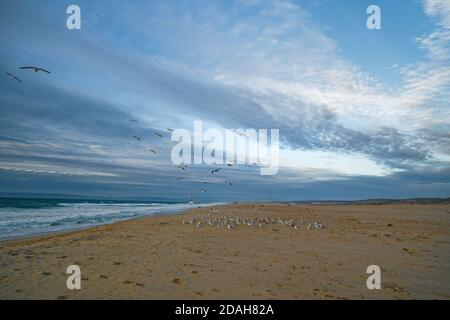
[0,203,449,299]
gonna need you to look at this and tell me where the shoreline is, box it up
[0,206,201,244]
[1,202,449,299]
[0,202,222,242]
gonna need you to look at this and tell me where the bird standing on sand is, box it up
[20,66,50,73]
[5,72,22,83]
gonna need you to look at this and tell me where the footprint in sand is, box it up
[403,248,414,255]
[172,278,184,284]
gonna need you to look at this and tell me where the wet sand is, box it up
[0,203,449,299]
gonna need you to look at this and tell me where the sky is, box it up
[0,0,449,201]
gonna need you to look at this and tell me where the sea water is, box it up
[0,198,214,240]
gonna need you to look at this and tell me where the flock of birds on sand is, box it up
[182,213,325,231]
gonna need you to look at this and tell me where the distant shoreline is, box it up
[1,193,449,204]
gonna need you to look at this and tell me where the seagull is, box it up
[236,130,248,137]
[20,66,50,73]
[200,189,207,193]
[227,163,233,167]
[178,162,187,171]
[211,168,220,175]
[5,72,21,83]
[148,148,157,154]
[128,119,139,123]
[225,181,232,186]
[167,128,174,132]
[153,132,163,138]
[133,135,142,141]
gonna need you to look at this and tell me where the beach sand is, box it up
[0,203,449,299]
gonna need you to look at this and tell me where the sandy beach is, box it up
[0,203,449,299]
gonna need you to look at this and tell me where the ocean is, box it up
[0,198,213,240]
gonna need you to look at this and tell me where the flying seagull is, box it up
[148,148,157,154]
[133,135,142,141]
[227,163,233,167]
[154,132,163,138]
[211,168,220,175]
[5,72,21,83]
[225,181,233,186]
[200,189,207,193]
[236,130,249,137]
[20,66,50,73]
[178,162,187,171]
[128,119,139,123]
[167,128,174,132]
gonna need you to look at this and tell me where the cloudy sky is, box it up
[0,0,449,201]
